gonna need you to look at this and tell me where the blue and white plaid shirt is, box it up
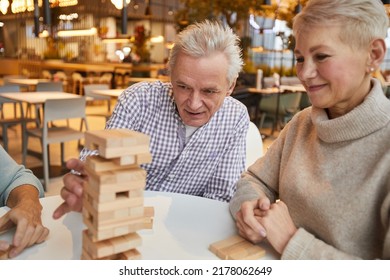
[80,81,249,202]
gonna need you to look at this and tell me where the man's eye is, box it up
[204,90,217,94]
[178,85,190,90]
[295,57,304,64]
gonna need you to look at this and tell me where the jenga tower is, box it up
[81,129,154,260]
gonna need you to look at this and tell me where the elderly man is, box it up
[53,20,249,219]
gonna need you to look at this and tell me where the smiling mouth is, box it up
[307,84,326,92]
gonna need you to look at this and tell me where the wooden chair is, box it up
[22,97,88,190]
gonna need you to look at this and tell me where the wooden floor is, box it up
[2,101,276,196]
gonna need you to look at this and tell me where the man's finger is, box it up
[52,202,72,220]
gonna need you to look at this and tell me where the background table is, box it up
[0,91,82,178]
[91,88,124,98]
[0,191,279,260]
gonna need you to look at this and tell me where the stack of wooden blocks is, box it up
[81,129,154,260]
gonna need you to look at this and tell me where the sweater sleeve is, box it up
[229,170,279,218]
[0,146,44,206]
[282,228,360,259]
[381,187,390,259]
[229,121,287,218]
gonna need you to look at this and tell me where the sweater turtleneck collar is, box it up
[311,79,390,143]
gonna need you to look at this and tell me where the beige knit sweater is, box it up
[230,79,390,259]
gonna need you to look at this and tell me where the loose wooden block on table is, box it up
[209,235,266,260]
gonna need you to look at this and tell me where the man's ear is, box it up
[367,38,386,71]
[226,79,237,96]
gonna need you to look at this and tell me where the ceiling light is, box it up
[111,0,131,10]
[57,27,97,37]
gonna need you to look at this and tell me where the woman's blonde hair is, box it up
[293,0,389,49]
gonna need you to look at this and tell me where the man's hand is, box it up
[0,186,49,258]
[235,197,271,243]
[52,158,87,219]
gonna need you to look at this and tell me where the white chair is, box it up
[246,121,263,169]
[0,85,36,152]
[0,84,21,119]
[36,81,64,92]
[22,97,88,190]
[83,84,112,121]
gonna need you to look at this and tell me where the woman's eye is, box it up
[315,54,329,61]
[295,57,304,63]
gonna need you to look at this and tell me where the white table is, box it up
[5,78,51,91]
[91,88,124,98]
[0,91,81,105]
[0,91,83,178]
[0,91,81,125]
[0,191,279,260]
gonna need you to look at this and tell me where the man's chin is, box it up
[183,118,207,127]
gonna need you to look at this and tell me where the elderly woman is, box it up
[230,0,390,259]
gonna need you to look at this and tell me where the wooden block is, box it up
[209,235,243,256]
[83,205,145,224]
[101,248,142,260]
[85,129,150,159]
[81,248,142,260]
[85,180,145,203]
[97,144,150,159]
[209,235,266,260]
[86,217,151,242]
[82,230,141,259]
[117,248,142,260]
[82,230,114,258]
[84,207,154,241]
[82,198,145,227]
[85,165,146,188]
[87,176,146,195]
[85,129,149,147]
[85,154,152,173]
[84,190,144,213]
[81,248,93,260]
[114,152,152,166]
[0,249,9,260]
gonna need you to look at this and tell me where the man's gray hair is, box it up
[168,20,243,85]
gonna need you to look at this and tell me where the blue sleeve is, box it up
[0,145,44,206]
